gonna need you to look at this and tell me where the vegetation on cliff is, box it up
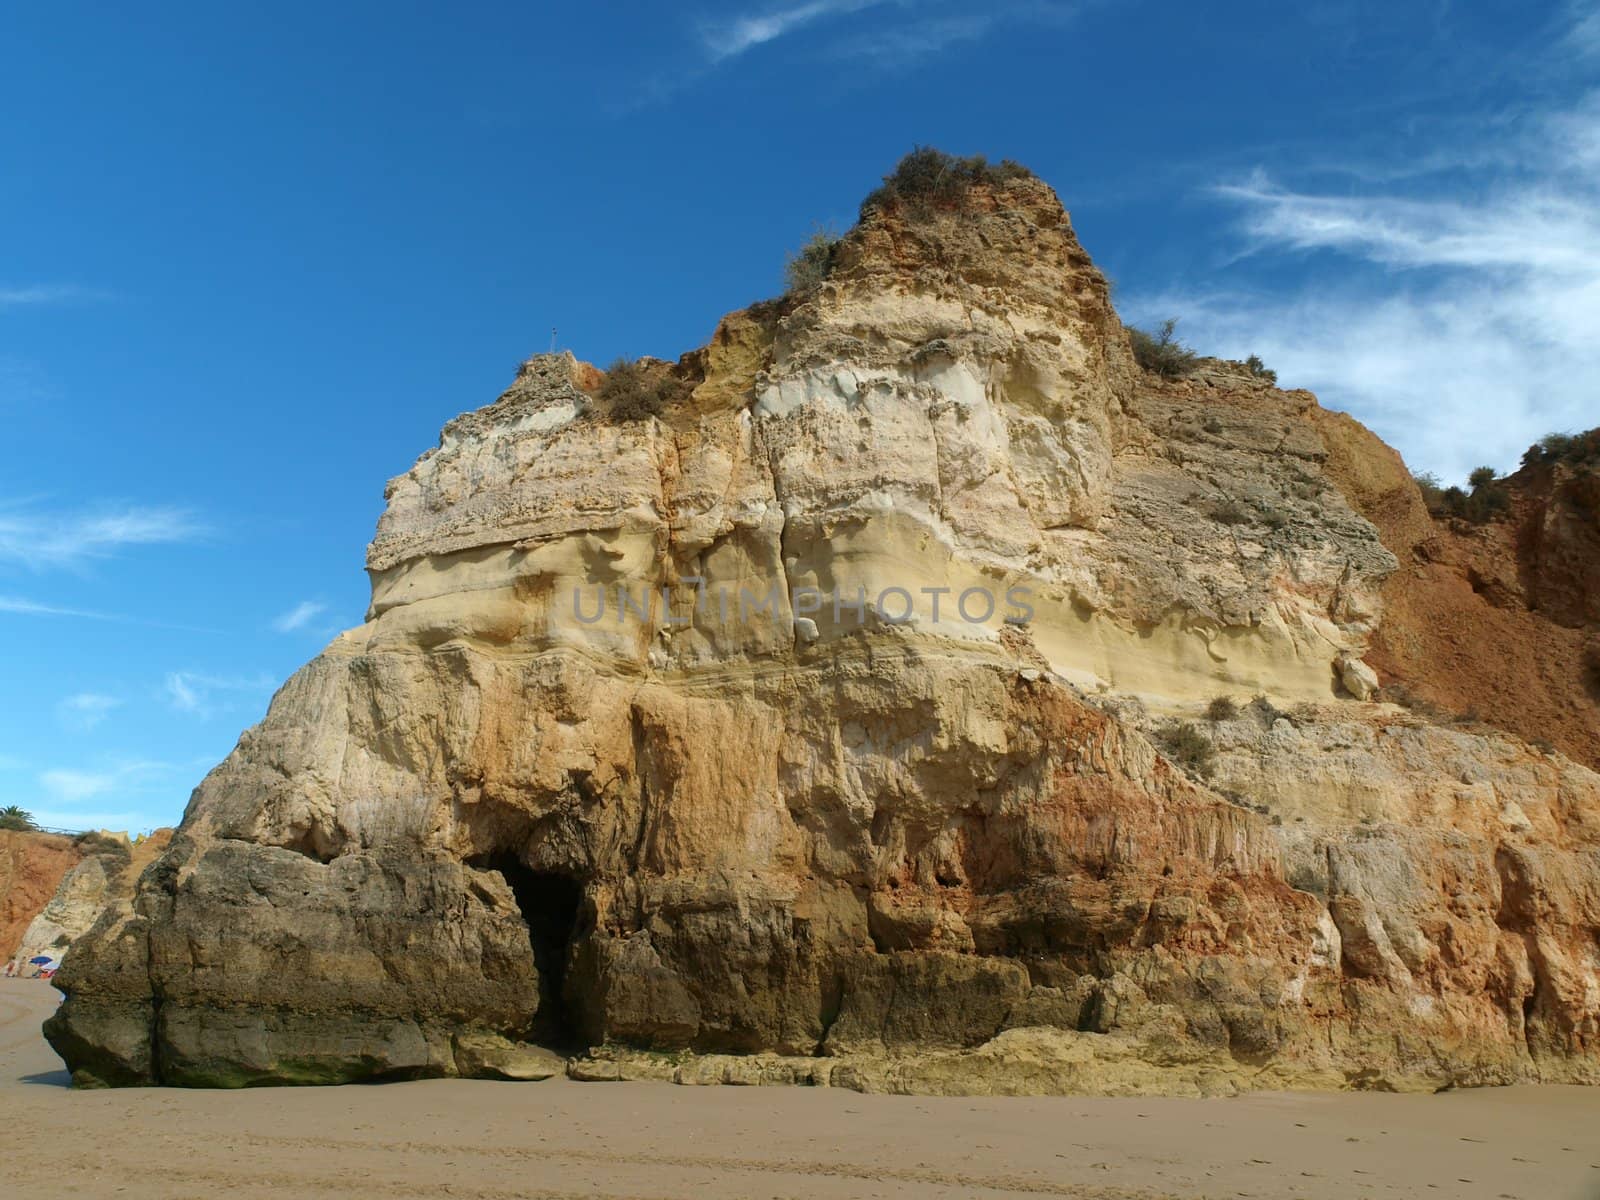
[594,357,690,423]
[782,226,842,297]
[1243,354,1277,383]
[787,146,1290,393]
[1127,318,1198,378]
[1414,426,1598,525]
[859,146,1033,218]
[1413,466,1510,523]
[1522,427,1600,469]
[0,806,37,833]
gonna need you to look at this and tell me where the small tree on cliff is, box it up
[1522,428,1600,468]
[783,226,842,297]
[1244,354,1277,383]
[1414,466,1511,524]
[1129,318,1198,378]
[0,805,37,832]
[594,357,689,423]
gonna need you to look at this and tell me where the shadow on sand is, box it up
[19,1068,70,1088]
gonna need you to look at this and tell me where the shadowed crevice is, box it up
[474,853,583,1048]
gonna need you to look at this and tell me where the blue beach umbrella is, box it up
[28,956,53,965]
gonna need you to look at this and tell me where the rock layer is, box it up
[46,165,1600,1092]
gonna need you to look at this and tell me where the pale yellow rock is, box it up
[452,1033,565,1081]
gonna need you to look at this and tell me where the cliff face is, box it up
[1,831,82,962]
[8,831,173,975]
[47,166,1600,1094]
[1328,433,1600,771]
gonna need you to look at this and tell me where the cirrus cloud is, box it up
[271,599,327,633]
[163,670,277,720]
[1133,83,1600,485]
[57,692,122,732]
[0,283,111,308]
[698,0,893,61]
[0,501,202,571]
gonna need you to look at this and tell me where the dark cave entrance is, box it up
[478,854,584,1048]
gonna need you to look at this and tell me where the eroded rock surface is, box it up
[46,165,1600,1092]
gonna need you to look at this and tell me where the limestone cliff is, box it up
[46,158,1600,1094]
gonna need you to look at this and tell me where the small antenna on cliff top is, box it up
[550,327,558,354]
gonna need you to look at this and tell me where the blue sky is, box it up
[3,1,1596,831]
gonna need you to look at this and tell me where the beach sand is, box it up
[4,979,1597,1199]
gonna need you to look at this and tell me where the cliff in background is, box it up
[1,831,82,962]
[2,830,175,972]
[7,830,174,974]
[45,157,1600,1094]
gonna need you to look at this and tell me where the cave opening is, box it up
[477,853,584,1049]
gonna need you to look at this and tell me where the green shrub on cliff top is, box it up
[1129,318,1198,378]
[860,146,1033,218]
[1521,428,1600,469]
[783,226,842,297]
[595,357,687,423]
[1413,467,1511,524]
[1244,354,1277,384]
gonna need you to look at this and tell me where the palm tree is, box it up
[0,805,37,832]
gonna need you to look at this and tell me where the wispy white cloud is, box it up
[627,0,1071,112]
[164,670,276,719]
[0,593,225,634]
[0,595,117,620]
[164,673,200,713]
[0,502,201,570]
[1568,3,1600,56]
[57,692,122,732]
[1214,171,1600,275]
[39,768,118,802]
[271,599,327,633]
[0,284,110,308]
[696,0,1072,65]
[699,0,891,61]
[1135,83,1600,484]
[38,759,172,802]
[31,759,187,831]
[832,13,992,60]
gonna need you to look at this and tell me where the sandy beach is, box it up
[3,980,1596,1199]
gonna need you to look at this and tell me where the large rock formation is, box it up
[46,159,1600,1093]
